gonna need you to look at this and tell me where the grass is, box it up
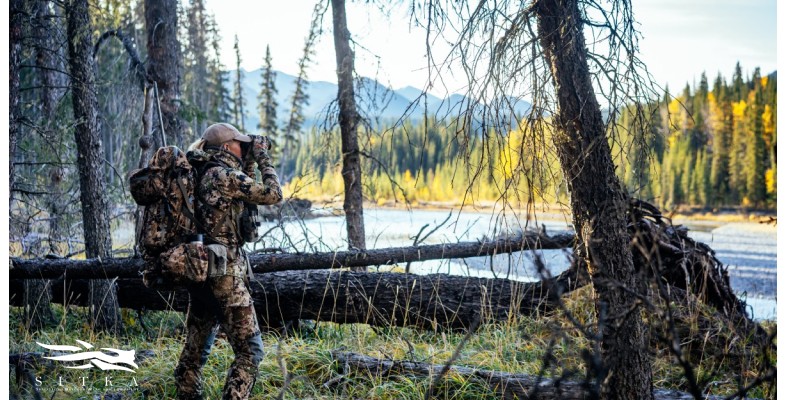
[9,287,775,399]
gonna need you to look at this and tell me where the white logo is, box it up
[36,340,139,373]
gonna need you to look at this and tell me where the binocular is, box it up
[240,134,272,160]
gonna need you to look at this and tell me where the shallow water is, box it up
[253,207,777,320]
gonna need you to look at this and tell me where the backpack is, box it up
[129,146,208,289]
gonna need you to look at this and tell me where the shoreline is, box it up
[306,199,776,224]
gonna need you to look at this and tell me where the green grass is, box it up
[10,289,775,399]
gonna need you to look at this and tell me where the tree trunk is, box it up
[65,0,120,333]
[134,86,156,256]
[9,208,771,355]
[10,203,768,342]
[331,0,366,262]
[23,165,63,330]
[10,0,56,331]
[145,0,183,146]
[23,280,54,330]
[534,1,653,398]
[11,232,575,279]
[331,352,724,400]
[34,0,68,119]
[27,0,69,331]
[10,269,574,331]
[8,268,760,359]
[10,0,22,200]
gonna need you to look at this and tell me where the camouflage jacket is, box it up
[187,148,282,249]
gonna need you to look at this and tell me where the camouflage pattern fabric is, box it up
[175,277,263,400]
[129,146,196,256]
[176,146,280,399]
[190,148,282,248]
[160,242,209,284]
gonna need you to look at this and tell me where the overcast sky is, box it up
[208,0,777,96]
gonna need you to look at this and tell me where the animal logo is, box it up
[37,340,139,373]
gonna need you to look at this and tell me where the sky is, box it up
[208,0,776,97]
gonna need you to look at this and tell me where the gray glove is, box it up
[250,135,271,160]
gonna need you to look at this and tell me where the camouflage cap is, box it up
[202,123,251,145]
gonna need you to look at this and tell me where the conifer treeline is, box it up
[285,64,776,210]
[617,63,777,209]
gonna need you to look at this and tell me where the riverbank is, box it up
[306,198,776,224]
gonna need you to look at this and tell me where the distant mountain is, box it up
[233,68,532,132]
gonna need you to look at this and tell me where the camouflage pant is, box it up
[175,271,263,400]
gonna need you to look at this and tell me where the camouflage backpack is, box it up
[129,146,208,288]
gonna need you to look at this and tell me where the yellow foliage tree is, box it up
[500,127,523,180]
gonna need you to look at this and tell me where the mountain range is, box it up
[235,68,532,132]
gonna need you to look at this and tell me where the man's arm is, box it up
[243,160,257,179]
[227,152,282,205]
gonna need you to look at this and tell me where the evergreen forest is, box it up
[286,65,777,211]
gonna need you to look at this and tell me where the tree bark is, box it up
[10,269,575,330]
[27,0,69,331]
[10,0,56,331]
[34,0,68,119]
[9,205,767,342]
[23,279,53,331]
[331,0,367,262]
[65,0,121,333]
[134,86,156,256]
[534,1,653,398]
[9,266,766,359]
[331,352,725,400]
[145,0,184,146]
[10,0,22,201]
[11,232,575,279]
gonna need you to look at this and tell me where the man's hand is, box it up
[243,135,272,160]
[251,136,271,157]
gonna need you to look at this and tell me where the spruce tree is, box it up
[729,98,747,203]
[708,74,730,205]
[257,45,278,139]
[732,62,747,102]
[745,85,766,206]
[206,14,232,123]
[692,72,709,145]
[282,26,317,183]
[183,0,210,136]
[233,34,245,130]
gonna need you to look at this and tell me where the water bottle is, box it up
[188,234,203,245]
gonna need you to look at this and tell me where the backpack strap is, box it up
[172,149,196,218]
[170,148,219,242]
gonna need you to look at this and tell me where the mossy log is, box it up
[331,351,731,399]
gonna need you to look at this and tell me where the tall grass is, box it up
[9,285,774,399]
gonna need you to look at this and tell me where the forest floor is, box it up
[9,286,775,399]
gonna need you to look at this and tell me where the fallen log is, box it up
[10,268,579,330]
[10,269,766,363]
[627,200,770,345]
[331,351,728,399]
[10,231,575,279]
[9,200,767,343]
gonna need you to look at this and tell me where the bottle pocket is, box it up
[159,242,209,284]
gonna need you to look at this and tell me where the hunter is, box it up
[176,122,282,400]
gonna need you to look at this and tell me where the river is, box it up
[251,207,777,321]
